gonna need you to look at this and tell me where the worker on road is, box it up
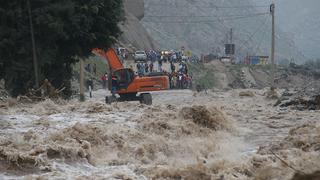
[184,63,188,74]
[170,61,175,73]
[137,62,144,76]
[149,62,154,73]
[158,59,163,72]
[136,63,141,73]
[178,62,183,73]
[145,62,149,73]
[140,63,145,76]
[111,75,118,97]
[101,72,108,89]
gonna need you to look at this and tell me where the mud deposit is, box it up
[0,89,319,179]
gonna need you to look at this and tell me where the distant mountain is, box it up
[142,0,306,62]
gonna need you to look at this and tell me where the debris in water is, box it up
[264,87,280,99]
[291,171,320,180]
[239,91,255,97]
[253,123,320,179]
[180,105,231,131]
[86,102,112,113]
[279,95,320,110]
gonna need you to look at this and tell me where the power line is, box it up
[143,13,269,24]
[237,17,269,53]
[127,1,269,9]
[142,0,271,56]
[143,1,269,41]
[145,12,269,18]
[254,18,270,54]
[191,2,252,50]
[148,3,268,9]
[275,35,307,59]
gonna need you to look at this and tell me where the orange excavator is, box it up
[93,48,169,105]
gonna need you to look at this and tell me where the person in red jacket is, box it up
[101,72,108,89]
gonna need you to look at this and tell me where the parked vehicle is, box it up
[134,51,147,62]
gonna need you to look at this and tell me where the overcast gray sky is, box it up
[254,0,320,58]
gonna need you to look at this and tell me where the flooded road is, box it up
[0,89,319,179]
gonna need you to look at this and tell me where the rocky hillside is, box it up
[142,0,305,62]
[119,0,158,50]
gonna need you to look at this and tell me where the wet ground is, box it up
[0,89,319,179]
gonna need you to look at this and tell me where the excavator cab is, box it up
[108,68,135,91]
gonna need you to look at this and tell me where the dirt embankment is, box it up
[190,61,320,92]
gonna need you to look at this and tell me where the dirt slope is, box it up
[189,61,320,91]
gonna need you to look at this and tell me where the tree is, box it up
[0,0,124,97]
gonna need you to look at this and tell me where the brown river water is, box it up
[0,89,319,179]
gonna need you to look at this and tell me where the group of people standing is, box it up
[100,47,194,91]
[135,59,192,90]
[136,62,155,76]
[168,61,192,89]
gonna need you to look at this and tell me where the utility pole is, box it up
[230,28,235,64]
[270,3,275,88]
[230,28,233,43]
[27,0,39,88]
[225,33,229,44]
[80,59,85,102]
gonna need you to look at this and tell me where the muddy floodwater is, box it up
[0,89,319,179]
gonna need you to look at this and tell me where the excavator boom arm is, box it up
[92,48,124,72]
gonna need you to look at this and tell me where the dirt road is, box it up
[0,89,319,179]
